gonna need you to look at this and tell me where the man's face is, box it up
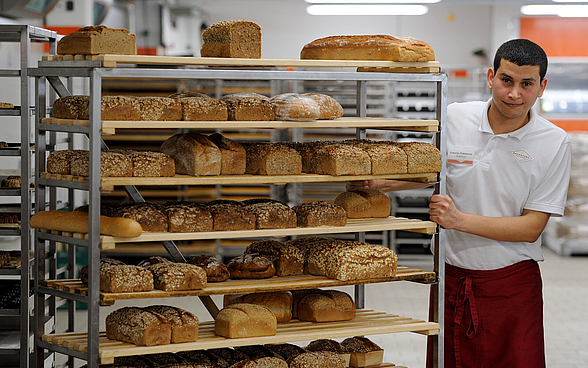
[487,58,547,121]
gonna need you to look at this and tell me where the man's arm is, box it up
[429,194,551,242]
[346,179,433,192]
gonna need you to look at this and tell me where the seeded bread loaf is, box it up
[288,351,347,368]
[176,350,229,367]
[397,141,442,173]
[145,262,207,291]
[110,150,176,177]
[160,132,222,176]
[229,357,287,368]
[300,34,435,62]
[207,347,249,366]
[107,202,169,232]
[244,239,304,276]
[80,258,125,284]
[297,290,356,323]
[143,305,199,343]
[215,303,277,338]
[341,336,382,353]
[206,202,255,231]
[343,139,408,174]
[57,26,136,55]
[52,95,88,119]
[161,201,213,233]
[187,253,230,282]
[292,201,347,227]
[220,93,274,121]
[99,264,154,293]
[87,95,142,121]
[46,149,88,175]
[264,343,306,361]
[69,150,133,177]
[223,291,293,323]
[309,143,371,176]
[244,201,297,229]
[234,345,282,359]
[105,306,171,346]
[201,20,262,59]
[334,189,391,219]
[243,142,302,175]
[136,97,182,121]
[285,140,335,173]
[226,253,276,279]
[207,133,247,175]
[169,93,229,121]
[137,256,172,268]
[305,339,350,354]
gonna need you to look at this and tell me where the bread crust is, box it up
[214,303,277,338]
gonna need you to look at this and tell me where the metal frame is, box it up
[30,63,447,368]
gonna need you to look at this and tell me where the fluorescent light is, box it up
[551,0,588,2]
[305,0,440,3]
[307,4,429,15]
[521,5,588,17]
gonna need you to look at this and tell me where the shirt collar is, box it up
[479,98,536,140]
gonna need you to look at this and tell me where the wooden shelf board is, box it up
[40,117,439,134]
[40,309,439,364]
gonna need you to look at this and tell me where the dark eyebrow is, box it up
[498,72,537,82]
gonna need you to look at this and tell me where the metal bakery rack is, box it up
[30,54,447,368]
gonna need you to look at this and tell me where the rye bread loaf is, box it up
[207,348,249,366]
[264,343,306,361]
[288,351,347,368]
[220,93,274,121]
[187,253,230,282]
[305,339,350,354]
[107,202,169,232]
[69,150,133,177]
[105,306,171,346]
[160,132,222,176]
[80,258,125,284]
[341,336,382,353]
[243,142,302,175]
[309,143,371,176]
[201,20,262,59]
[244,201,297,229]
[57,26,136,55]
[224,291,293,323]
[245,239,304,276]
[99,264,154,293]
[215,303,277,338]
[176,350,229,367]
[143,305,199,343]
[234,345,282,359]
[300,34,435,62]
[136,97,182,121]
[297,290,356,323]
[46,149,88,175]
[397,141,442,173]
[226,253,276,279]
[145,262,207,291]
[334,189,391,219]
[169,92,229,121]
[206,202,255,231]
[343,139,408,174]
[292,201,347,227]
[207,133,247,175]
[52,95,88,119]
[161,201,214,233]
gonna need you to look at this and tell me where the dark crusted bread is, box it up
[145,262,207,291]
[292,201,347,227]
[244,239,304,276]
[80,258,125,284]
[264,343,307,361]
[187,253,230,282]
[107,202,169,232]
[142,306,199,343]
[161,201,213,233]
[244,201,297,230]
[137,256,172,268]
[105,306,171,346]
[287,351,346,368]
[226,253,276,279]
[341,336,382,353]
[208,348,250,366]
[305,339,350,354]
[206,202,255,231]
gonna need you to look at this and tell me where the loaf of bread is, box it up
[160,132,222,176]
[207,133,247,175]
[224,291,293,323]
[229,357,288,368]
[235,345,282,360]
[334,189,390,219]
[52,95,88,119]
[215,303,277,338]
[46,149,87,175]
[107,202,169,232]
[341,336,382,353]
[288,351,347,368]
[297,290,356,322]
[206,202,255,231]
[145,262,207,291]
[141,352,186,366]
[69,150,133,177]
[264,343,306,361]
[292,201,347,227]
[1,175,21,188]
[244,201,297,229]
[80,258,125,284]
[113,355,159,367]
[30,210,143,238]
[105,306,171,346]
[227,253,276,279]
[110,150,176,177]
[305,339,350,354]
[207,347,250,366]
[143,305,199,343]
[270,93,321,121]
[187,253,230,282]
[0,103,13,109]
[304,93,345,120]
[161,201,213,232]
[243,142,302,175]
[100,264,154,293]
[169,92,229,121]
[284,140,335,173]
[95,95,142,121]
[0,214,18,224]
[177,349,229,367]
[300,34,435,62]
[136,96,182,121]
[343,139,408,174]
[397,141,443,173]
[0,141,8,148]
[201,20,262,59]
[245,239,304,276]
[137,255,171,268]
[309,143,371,176]
[220,93,274,121]
[57,26,136,55]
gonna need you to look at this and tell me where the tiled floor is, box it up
[54,247,588,368]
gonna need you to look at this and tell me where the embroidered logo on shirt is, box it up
[510,149,533,162]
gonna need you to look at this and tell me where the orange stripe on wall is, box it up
[550,120,588,132]
[520,17,588,57]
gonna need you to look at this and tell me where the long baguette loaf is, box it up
[30,210,142,238]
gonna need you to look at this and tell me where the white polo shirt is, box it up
[443,99,571,270]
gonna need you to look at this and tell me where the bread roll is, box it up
[160,132,222,176]
[57,26,136,55]
[215,303,277,338]
[270,93,321,121]
[146,262,207,291]
[297,290,356,323]
[300,34,435,62]
[207,133,247,175]
[187,253,230,282]
[143,305,199,343]
[334,189,391,219]
[201,20,262,59]
[227,253,276,279]
[30,210,143,238]
[224,291,293,323]
[105,306,171,346]
[303,93,344,120]
[292,201,347,227]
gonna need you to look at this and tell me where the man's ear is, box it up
[538,77,547,98]
[487,68,495,90]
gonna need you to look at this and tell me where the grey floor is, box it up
[55,246,588,368]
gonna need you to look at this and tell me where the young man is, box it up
[350,39,571,367]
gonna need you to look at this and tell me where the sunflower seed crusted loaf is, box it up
[143,305,199,343]
[110,149,176,177]
[397,141,442,173]
[170,93,229,121]
[46,149,87,175]
[99,264,154,293]
[145,262,207,291]
[161,201,213,233]
[288,351,347,368]
[341,336,382,353]
[309,143,371,176]
[292,201,347,227]
[69,150,133,177]
[105,306,171,346]
[343,139,408,174]
[107,202,169,232]
[136,96,182,121]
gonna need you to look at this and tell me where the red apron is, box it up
[427,260,546,368]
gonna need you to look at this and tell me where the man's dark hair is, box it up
[493,39,548,81]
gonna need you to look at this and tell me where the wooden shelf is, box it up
[41,117,439,135]
[42,267,436,305]
[40,309,439,365]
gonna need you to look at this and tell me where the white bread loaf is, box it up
[215,303,277,338]
[160,132,222,176]
[303,93,344,120]
[270,93,321,121]
[223,291,293,323]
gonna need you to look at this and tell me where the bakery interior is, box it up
[0,0,587,368]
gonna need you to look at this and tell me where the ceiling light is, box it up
[307,4,429,15]
[305,0,440,3]
[521,4,588,17]
[551,0,588,3]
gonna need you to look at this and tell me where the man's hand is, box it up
[346,180,378,191]
[429,194,462,230]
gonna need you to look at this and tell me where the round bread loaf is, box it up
[187,253,230,282]
[270,93,320,121]
[303,93,344,120]
[227,253,276,279]
[1,175,21,188]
